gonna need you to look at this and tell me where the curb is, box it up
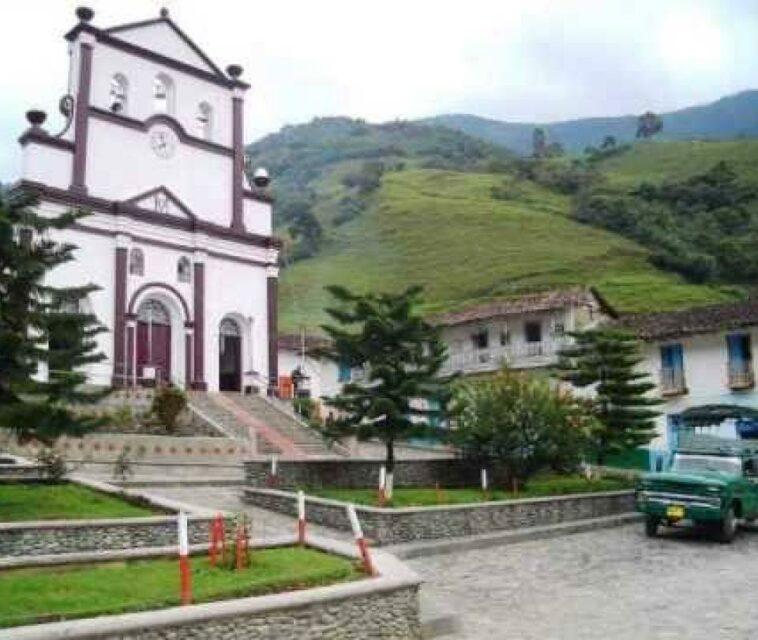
[386,512,643,559]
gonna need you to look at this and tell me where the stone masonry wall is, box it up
[112,586,420,640]
[0,516,213,557]
[245,458,482,489]
[243,488,636,545]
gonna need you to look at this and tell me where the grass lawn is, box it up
[0,483,160,522]
[0,547,362,628]
[308,474,635,508]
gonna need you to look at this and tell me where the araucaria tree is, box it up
[558,328,659,464]
[318,285,448,497]
[0,190,106,445]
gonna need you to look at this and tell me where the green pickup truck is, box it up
[636,439,758,543]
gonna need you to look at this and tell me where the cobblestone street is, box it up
[139,484,758,640]
[410,524,758,640]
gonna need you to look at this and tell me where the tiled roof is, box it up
[617,299,758,341]
[431,287,605,327]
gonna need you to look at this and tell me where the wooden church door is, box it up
[136,299,172,384]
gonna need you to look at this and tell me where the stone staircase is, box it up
[225,393,337,458]
[188,392,282,456]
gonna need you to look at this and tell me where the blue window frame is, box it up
[727,333,752,367]
[660,343,684,372]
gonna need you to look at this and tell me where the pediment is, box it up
[105,19,223,77]
[124,187,196,220]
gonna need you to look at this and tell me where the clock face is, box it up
[149,127,177,159]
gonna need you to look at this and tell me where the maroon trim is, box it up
[125,186,197,220]
[18,129,75,152]
[185,332,193,388]
[267,276,279,393]
[126,324,136,383]
[127,281,192,321]
[192,262,206,390]
[65,24,249,90]
[68,223,275,268]
[89,108,234,158]
[17,180,283,249]
[104,15,226,79]
[113,247,128,386]
[231,96,244,231]
[71,42,93,193]
[243,188,274,205]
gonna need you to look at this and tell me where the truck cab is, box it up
[636,438,758,543]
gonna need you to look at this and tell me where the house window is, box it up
[727,333,754,389]
[129,248,144,276]
[471,329,489,350]
[177,257,191,283]
[499,329,510,346]
[110,74,128,113]
[660,343,686,394]
[524,322,542,343]
[337,361,351,383]
[553,322,565,337]
[196,102,213,140]
[17,227,33,249]
[154,73,174,114]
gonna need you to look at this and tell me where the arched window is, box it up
[137,299,170,325]
[110,74,128,113]
[129,248,144,276]
[154,73,174,114]
[220,318,241,337]
[196,102,213,140]
[177,257,192,283]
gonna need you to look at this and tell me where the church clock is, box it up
[149,127,177,159]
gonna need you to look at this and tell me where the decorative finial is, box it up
[75,6,94,23]
[160,7,169,18]
[253,167,270,188]
[226,64,244,79]
[26,109,47,128]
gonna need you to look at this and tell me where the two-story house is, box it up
[620,299,758,448]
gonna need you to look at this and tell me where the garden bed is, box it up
[0,481,164,522]
[0,547,360,629]
[243,485,637,545]
[309,474,634,507]
[0,537,422,639]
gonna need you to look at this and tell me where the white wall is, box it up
[243,199,272,236]
[279,348,343,414]
[21,144,72,189]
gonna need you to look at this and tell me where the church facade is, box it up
[16,7,280,393]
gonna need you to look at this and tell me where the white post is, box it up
[481,468,488,492]
[178,511,189,556]
[378,465,386,491]
[271,455,278,476]
[347,503,363,540]
[385,471,394,500]
[297,490,306,544]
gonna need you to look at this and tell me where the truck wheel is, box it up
[718,506,738,543]
[645,516,659,537]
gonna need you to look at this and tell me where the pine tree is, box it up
[558,328,659,464]
[318,285,449,497]
[0,190,107,445]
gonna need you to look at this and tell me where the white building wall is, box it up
[21,144,72,189]
[243,199,272,237]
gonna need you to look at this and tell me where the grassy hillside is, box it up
[279,167,737,333]
[424,90,758,155]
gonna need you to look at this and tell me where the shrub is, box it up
[150,384,187,433]
[36,447,67,481]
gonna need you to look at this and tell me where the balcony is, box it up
[659,367,687,397]
[728,362,755,390]
[441,339,569,376]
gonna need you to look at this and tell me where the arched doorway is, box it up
[219,318,242,391]
[137,299,172,385]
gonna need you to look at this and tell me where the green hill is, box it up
[424,90,758,155]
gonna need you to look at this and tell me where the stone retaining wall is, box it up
[245,458,482,489]
[243,488,636,545]
[0,515,213,557]
[2,537,422,640]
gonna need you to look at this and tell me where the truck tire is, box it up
[718,506,738,543]
[645,516,659,537]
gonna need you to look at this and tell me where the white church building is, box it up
[15,7,280,393]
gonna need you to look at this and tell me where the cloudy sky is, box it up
[1,0,756,179]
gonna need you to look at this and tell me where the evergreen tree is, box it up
[0,190,107,445]
[318,285,449,497]
[558,328,659,464]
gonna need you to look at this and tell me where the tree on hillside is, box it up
[451,370,594,488]
[601,135,617,149]
[0,190,107,445]
[317,285,449,497]
[288,208,323,261]
[558,328,659,464]
[532,128,548,158]
[636,111,663,139]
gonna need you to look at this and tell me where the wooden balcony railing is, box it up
[728,362,755,390]
[441,339,569,375]
[660,367,687,396]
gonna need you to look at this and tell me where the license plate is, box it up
[666,505,685,519]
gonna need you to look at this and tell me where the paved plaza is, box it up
[140,483,758,640]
